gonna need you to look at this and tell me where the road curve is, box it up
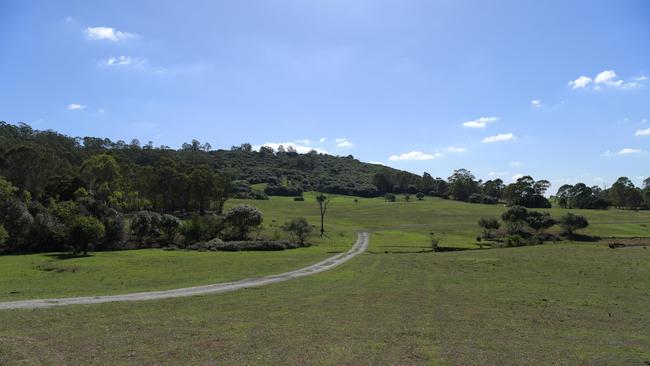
[0,232,369,310]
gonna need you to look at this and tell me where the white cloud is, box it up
[570,70,645,90]
[254,142,327,154]
[509,161,521,166]
[319,137,327,143]
[98,108,105,113]
[84,26,137,41]
[335,138,354,148]
[103,56,147,67]
[488,171,508,177]
[569,75,592,89]
[447,146,467,153]
[512,174,524,181]
[67,103,86,110]
[294,139,310,145]
[482,133,515,143]
[594,70,617,84]
[369,161,384,165]
[389,151,443,161]
[531,99,541,107]
[635,128,650,136]
[462,116,498,128]
[617,148,643,155]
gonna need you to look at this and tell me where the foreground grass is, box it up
[1,239,648,364]
[0,246,345,301]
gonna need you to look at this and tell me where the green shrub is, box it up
[160,214,181,244]
[224,205,263,240]
[0,225,8,252]
[283,217,313,245]
[180,215,224,245]
[559,213,589,236]
[293,196,305,201]
[68,216,105,254]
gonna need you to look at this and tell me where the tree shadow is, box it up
[564,233,600,242]
[44,253,94,260]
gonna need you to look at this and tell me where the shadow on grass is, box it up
[369,246,475,254]
[564,233,600,242]
[44,253,94,260]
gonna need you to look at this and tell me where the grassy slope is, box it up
[1,195,650,364]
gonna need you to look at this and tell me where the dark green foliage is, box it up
[468,193,498,204]
[231,180,268,200]
[179,215,224,245]
[503,176,551,208]
[416,192,425,200]
[447,169,479,201]
[559,213,589,236]
[68,216,105,254]
[501,205,529,233]
[556,183,609,209]
[478,217,500,240]
[264,184,303,197]
[525,211,556,233]
[160,214,181,244]
[283,217,313,245]
[384,193,396,202]
[293,196,305,201]
[607,177,647,209]
[130,211,162,243]
[224,204,263,240]
[0,225,8,251]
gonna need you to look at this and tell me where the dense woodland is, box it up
[0,121,648,254]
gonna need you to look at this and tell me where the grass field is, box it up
[1,194,650,364]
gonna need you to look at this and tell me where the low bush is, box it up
[187,239,303,252]
[293,196,305,201]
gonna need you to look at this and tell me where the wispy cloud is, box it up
[294,139,310,145]
[509,161,521,166]
[447,146,467,153]
[335,138,354,148]
[602,148,646,157]
[462,116,498,128]
[103,56,147,67]
[67,103,86,110]
[482,133,515,143]
[531,99,541,107]
[389,151,443,161]
[569,70,644,90]
[84,26,137,41]
[635,128,650,136]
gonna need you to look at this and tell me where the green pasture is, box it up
[1,194,649,364]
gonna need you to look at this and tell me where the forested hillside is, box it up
[0,121,422,201]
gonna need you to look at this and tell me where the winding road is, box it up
[0,232,369,310]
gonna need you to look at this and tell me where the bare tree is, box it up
[316,193,331,238]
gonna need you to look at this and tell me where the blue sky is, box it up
[1,0,649,190]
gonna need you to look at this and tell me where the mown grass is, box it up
[1,194,650,364]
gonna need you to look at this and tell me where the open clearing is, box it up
[1,195,650,364]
